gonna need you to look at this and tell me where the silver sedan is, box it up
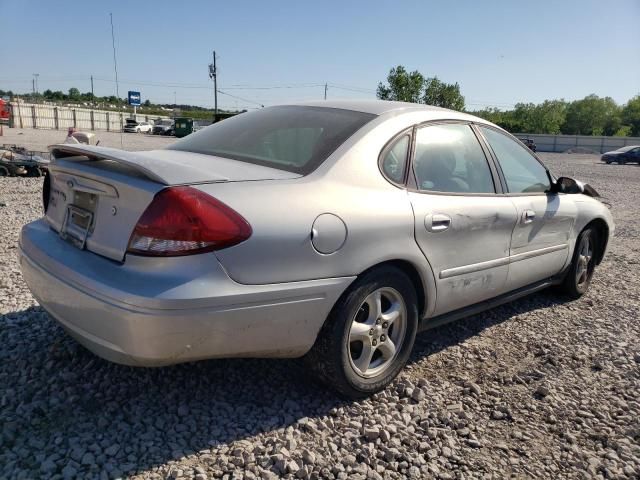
[19,100,614,398]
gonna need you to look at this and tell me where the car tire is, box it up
[0,166,8,176]
[305,266,418,399]
[558,227,598,299]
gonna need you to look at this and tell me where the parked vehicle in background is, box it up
[63,130,100,146]
[123,120,153,133]
[519,137,537,152]
[0,144,49,177]
[19,100,614,398]
[152,119,175,135]
[601,145,640,164]
[0,98,10,124]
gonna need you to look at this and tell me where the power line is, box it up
[217,89,264,107]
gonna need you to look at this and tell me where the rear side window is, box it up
[381,134,409,184]
[480,127,550,193]
[413,123,495,194]
[168,106,376,175]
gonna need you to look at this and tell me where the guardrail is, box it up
[8,102,172,132]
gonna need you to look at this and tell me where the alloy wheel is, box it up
[575,234,593,288]
[348,287,407,378]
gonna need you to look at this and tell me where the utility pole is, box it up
[209,51,217,122]
[33,73,39,102]
[91,75,94,99]
[32,79,35,98]
[324,83,328,100]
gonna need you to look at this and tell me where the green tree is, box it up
[377,66,424,103]
[621,95,640,136]
[562,95,621,136]
[423,76,465,111]
[532,100,567,134]
[509,100,567,134]
[68,87,81,101]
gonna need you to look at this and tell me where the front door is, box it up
[408,122,518,317]
[478,126,575,290]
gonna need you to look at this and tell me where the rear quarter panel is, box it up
[205,112,441,310]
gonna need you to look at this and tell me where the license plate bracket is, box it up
[60,205,94,249]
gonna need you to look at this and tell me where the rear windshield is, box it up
[167,106,376,174]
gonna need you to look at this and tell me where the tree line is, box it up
[377,66,640,137]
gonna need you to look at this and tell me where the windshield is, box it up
[167,106,376,174]
[616,145,637,152]
[158,120,173,126]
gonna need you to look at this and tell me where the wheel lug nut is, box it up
[372,339,378,346]
[382,322,388,328]
[376,319,381,325]
[369,329,374,336]
[380,335,386,341]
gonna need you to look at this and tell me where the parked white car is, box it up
[123,121,153,134]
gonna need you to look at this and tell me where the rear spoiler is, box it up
[49,144,169,184]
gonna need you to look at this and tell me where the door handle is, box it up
[522,209,536,224]
[425,213,451,232]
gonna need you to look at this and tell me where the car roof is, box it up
[285,99,459,115]
[283,99,490,124]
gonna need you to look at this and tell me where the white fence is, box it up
[9,102,171,132]
[516,133,640,154]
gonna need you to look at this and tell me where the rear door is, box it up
[478,126,575,290]
[406,122,518,316]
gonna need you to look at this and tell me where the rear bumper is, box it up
[19,219,354,366]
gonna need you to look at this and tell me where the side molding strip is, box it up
[439,244,568,279]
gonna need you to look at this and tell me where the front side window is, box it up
[381,134,409,184]
[413,123,495,194]
[168,106,376,175]
[480,127,550,193]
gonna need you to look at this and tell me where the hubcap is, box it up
[575,234,593,287]
[348,287,407,378]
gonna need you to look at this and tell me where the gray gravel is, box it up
[1,153,639,479]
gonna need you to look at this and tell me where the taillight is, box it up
[127,186,252,256]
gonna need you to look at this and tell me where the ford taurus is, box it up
[19,100,614,398]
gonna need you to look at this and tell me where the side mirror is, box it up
[552,176,601,197]
[553,176,584,194]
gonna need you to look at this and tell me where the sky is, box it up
[1,0,639,111]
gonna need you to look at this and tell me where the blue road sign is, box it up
[128,91,141,106]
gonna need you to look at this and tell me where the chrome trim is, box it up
[509,243,568,264]
[439,244,568,279]
[439,256,509,279]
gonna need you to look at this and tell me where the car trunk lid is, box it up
[45,145,300,261]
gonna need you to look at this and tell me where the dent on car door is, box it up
[479,126,576,291]
[402,123,518,317]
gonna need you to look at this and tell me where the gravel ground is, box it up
[1,127,175,152]
[0,153,638,479]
